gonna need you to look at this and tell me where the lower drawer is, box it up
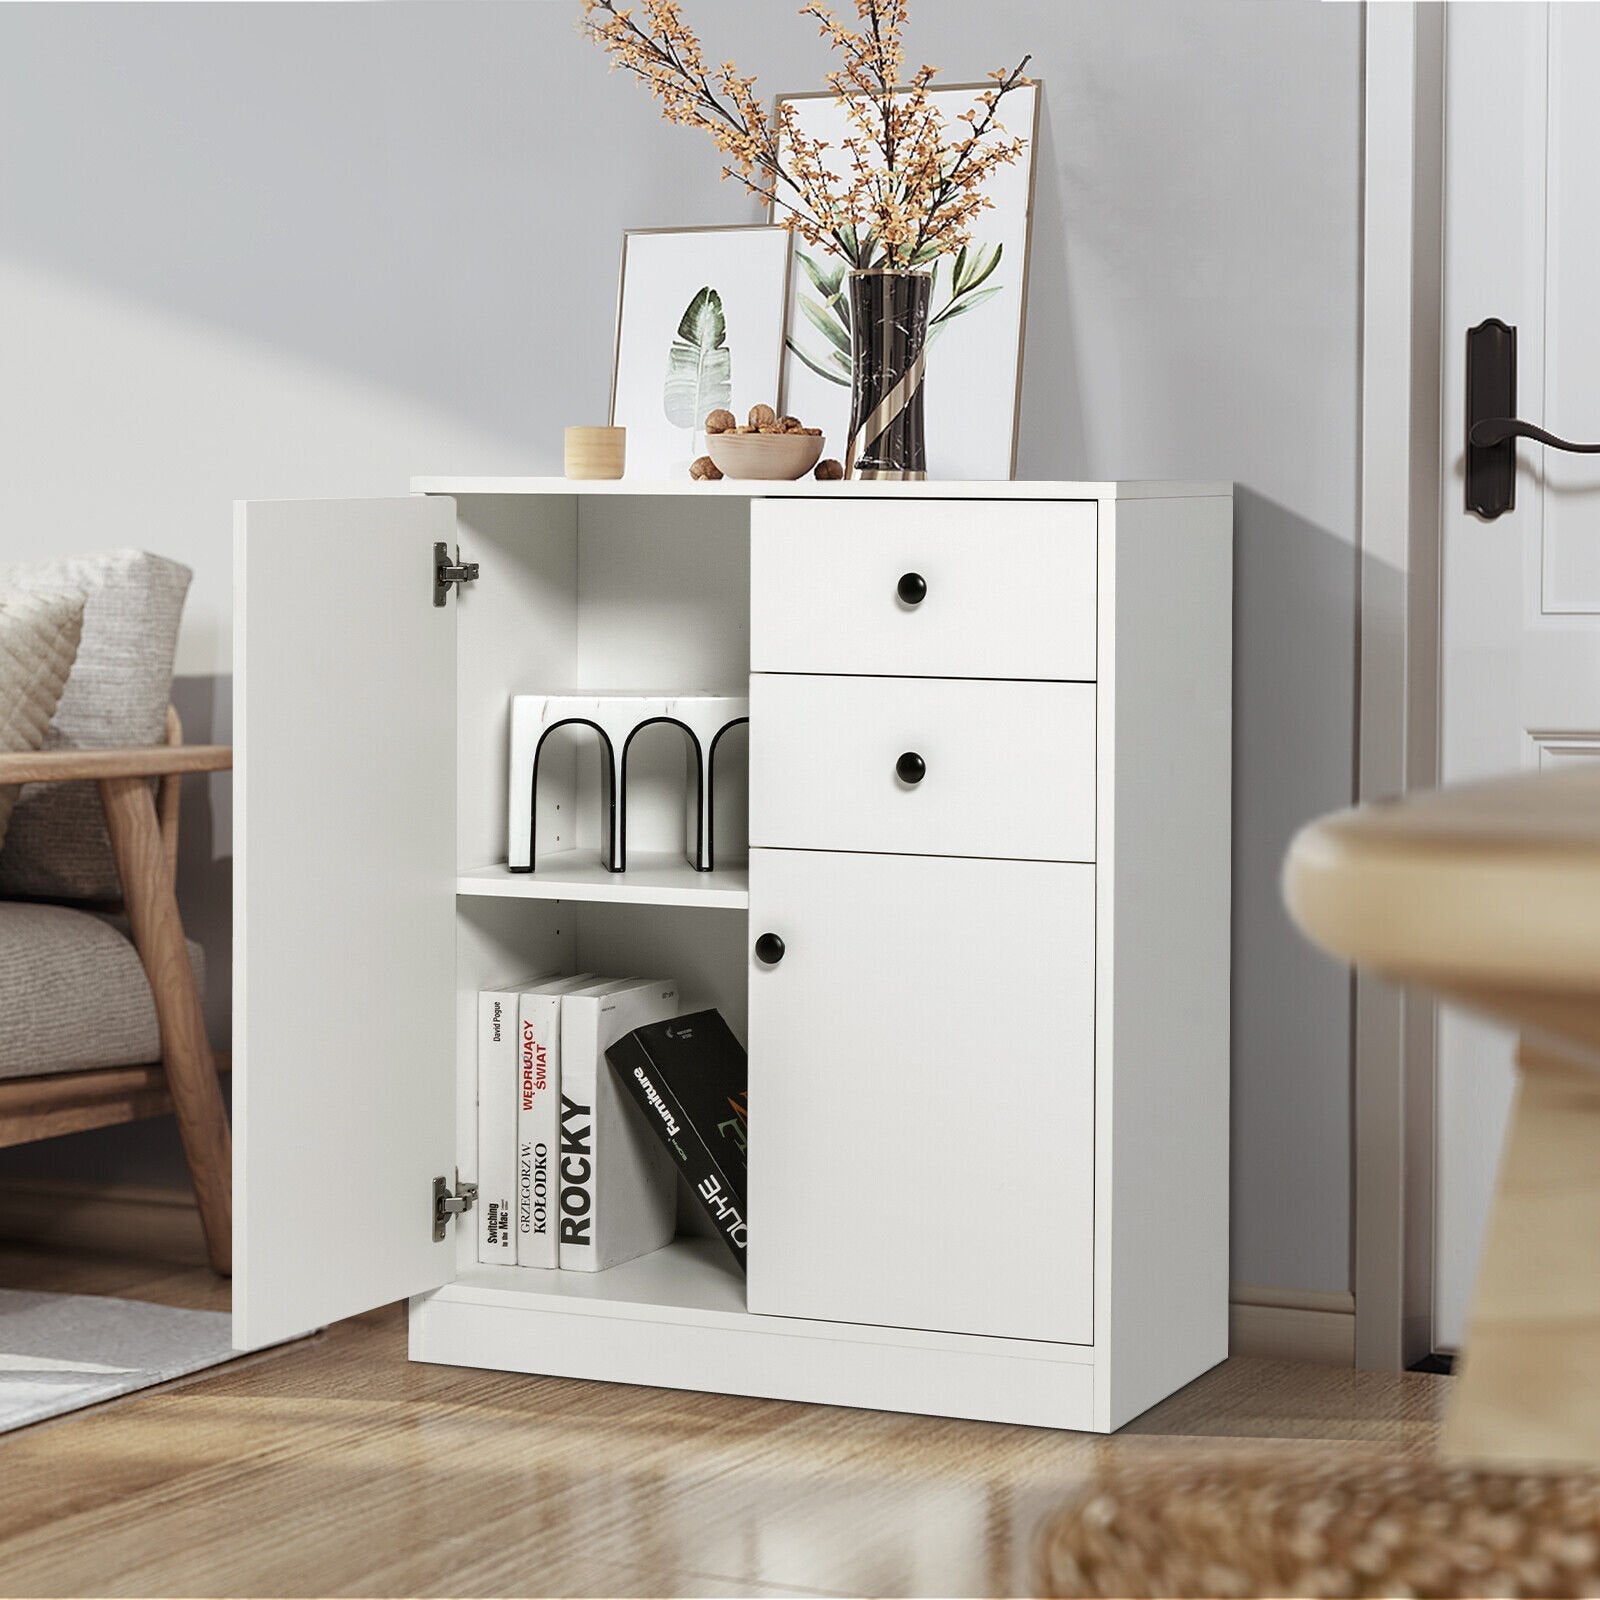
[750,673,1096,861]
[747,847,1096,1344]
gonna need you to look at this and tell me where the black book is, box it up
[606,1009,748,1272]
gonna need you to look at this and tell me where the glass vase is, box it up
[846,268,932,481]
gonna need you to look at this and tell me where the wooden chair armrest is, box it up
[0,745,232,784]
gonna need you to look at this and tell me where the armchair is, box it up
[0,708,233,1274]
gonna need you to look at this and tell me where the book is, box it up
[606,1009,748,1272]
[476,975,546,1265]
[557,977,680,1272]
[514,974,598,1269]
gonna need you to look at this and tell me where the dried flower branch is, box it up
[578,0,1031,270]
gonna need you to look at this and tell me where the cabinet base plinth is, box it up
[409,1255,1102,1431]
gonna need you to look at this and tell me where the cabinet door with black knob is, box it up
[746,846,1096,1344]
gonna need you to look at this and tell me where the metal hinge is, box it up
[434,542,480,607]
[432,1172,478,1241]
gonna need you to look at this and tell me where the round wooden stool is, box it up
[1286,764,1600,1470]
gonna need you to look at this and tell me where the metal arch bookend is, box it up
[507,695,750,874]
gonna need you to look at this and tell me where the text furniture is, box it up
[1286,765,1600,1468]
[234,479,1232,1432]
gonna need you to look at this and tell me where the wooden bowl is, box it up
[706,431,825,481]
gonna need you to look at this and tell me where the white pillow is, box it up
[0,590,85,852]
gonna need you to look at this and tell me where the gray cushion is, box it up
[0,551,191,901]
[0,902,205,1079]
[0,589,84,851]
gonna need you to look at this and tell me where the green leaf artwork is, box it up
[663,285,733,429]
[786,243,1007,389]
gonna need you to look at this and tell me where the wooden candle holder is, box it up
[563,427,626,481]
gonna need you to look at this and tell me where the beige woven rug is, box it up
[1038,1457,1600,1599]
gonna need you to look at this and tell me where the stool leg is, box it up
[1443,1039,1600,1469]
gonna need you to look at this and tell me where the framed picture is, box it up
[609,225,793,480]
[773,83,1040,480]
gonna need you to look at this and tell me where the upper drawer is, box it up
[751,499,1097,680]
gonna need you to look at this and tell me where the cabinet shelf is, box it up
[429,1238,1091,1363]
[456,852,749,910]
[448,1236,747,1320]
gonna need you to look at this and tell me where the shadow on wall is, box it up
[1015,42,1360,1286]
[0,3,769,451]
[1229,485,1360,1291]
[1011,87,1089,481]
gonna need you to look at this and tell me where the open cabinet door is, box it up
[234,496,458,1349]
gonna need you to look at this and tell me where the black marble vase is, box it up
[846,268,932,481]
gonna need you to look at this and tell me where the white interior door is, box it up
[1437,3,1600,1349]
[234,495,458,1349]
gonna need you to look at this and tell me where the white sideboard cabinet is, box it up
[233,478,1233,1433]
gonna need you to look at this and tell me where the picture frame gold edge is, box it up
[1009,80,1043,481]
[607,223,798,456]
[769,79,1043,481]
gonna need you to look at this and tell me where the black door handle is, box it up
[1464,319,1600,519]
[1469,417,1600,453]
[896,751,926,784]
[754,932,785,965]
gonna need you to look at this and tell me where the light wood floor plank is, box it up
[0,1242,1451,1598]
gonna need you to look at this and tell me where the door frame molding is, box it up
[1353,0,1446,1369]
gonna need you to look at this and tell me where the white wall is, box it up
[0,1,1360,1294]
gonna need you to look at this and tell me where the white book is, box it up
[557,977,680,1272]
[514,975,598,1269]
[477,975,546,1265]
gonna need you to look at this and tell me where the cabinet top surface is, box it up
[409,475,1232,501]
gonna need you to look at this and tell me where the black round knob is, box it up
[896,751,926,785]
[896,571,927,605]
[754,932,786,965]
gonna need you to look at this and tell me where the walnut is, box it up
[801,426,824,436]
[814,458,845,481]
[777,415,803,434]
[748,404,777,430]
[704,408,736,434]
[689,455,723,481]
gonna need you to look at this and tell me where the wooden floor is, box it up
[0,1237,1451,1599]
